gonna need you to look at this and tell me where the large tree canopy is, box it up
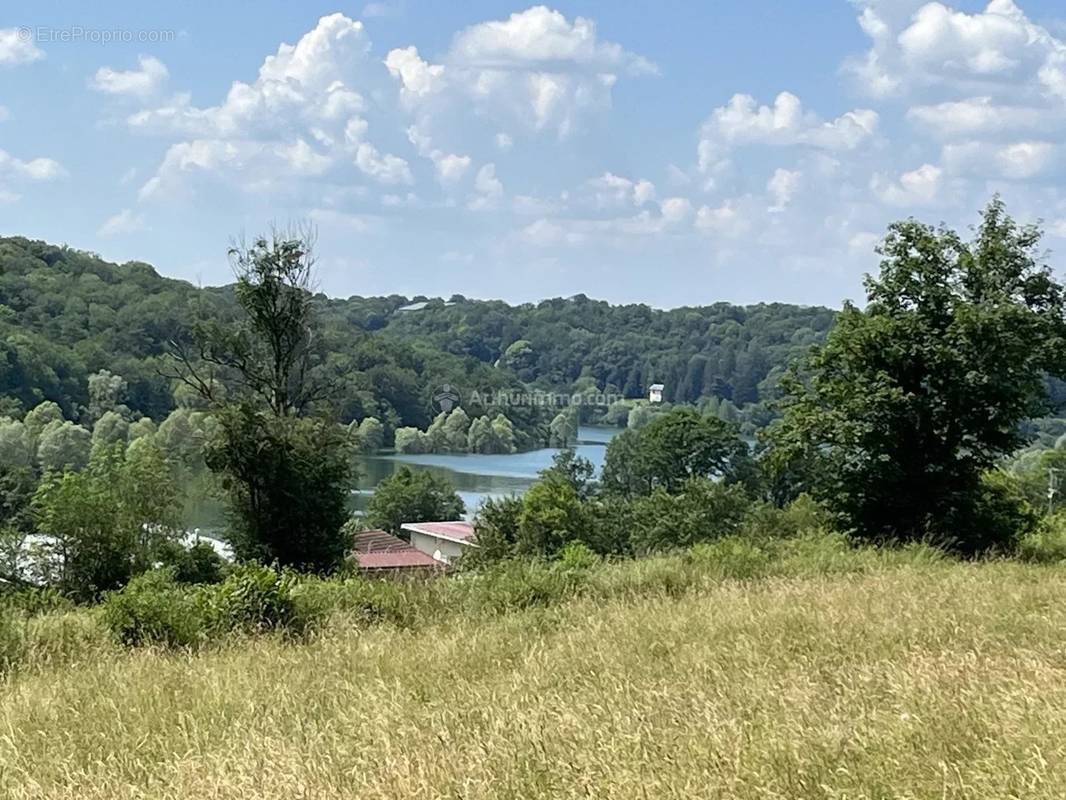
[770,199,1066,552]
[362,466,465,536]
[601,407,748,498]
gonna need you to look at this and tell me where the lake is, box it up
[184,425,620,533]
[351,425,619,519]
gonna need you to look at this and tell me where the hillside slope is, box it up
[0,236,834,424]
[3,560,1066,798]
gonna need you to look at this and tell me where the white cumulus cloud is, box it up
[384,46,445,107]
[695,201,747,237]
[582,172,656,209]
[91,56,169,97]
[98,209,146,237]
[434,152,471,183]
[767,168,801,212]
[0,149,65,181]
[354,142,414,185]
[941,139,1055,179]
[468,163,504,210]
[698,92,877,170]
[659,197,693,225]
[133,14,413,199]
[449,5,656,74]
[906,96,1051,137]
[385,6,655,138]
[0,147,65,204]
[0,28,44,67]
[871,163,943,206]
[847,1,1066,102]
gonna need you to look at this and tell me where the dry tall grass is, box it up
[4,561,1066,798]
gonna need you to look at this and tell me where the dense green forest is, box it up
[0,236,836,436]
[344,294,837,405]
[0,237,525,437]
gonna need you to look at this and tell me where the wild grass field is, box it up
[4,543,1066,799]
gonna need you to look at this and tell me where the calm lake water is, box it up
[185,425,620,532]
[351,425,619,519]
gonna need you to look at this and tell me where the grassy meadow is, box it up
[4,541,1066,798]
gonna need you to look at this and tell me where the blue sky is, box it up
[4,1,1066,308]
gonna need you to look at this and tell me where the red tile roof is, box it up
[352,529,411,553]
[351,528,444,571]
[356,550,441,570]
[400,521,477,543]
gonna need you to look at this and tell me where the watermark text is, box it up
[21,26,177,45]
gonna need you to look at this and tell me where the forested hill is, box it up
[354,295,836,405]
[0,236,835,425]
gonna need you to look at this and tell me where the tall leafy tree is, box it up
[30,443,181,599]
[516,473,591,556]
[203,407,352,569]
[167,228,353,571]
[363,466,465,535]
[769,199,1066,552]
[548,407,579,447]
[36,421,91,472]
[602,407,748,497]
[169,228,329,416]
[628,479,750,555]
[352,416,385,453]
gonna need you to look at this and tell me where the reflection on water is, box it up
[184,425,620,530]
[352,425,619,519]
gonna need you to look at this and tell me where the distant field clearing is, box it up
[4,563,1066,799]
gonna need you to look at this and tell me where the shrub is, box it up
[465,495,524,566]
[740,494,838,541]
[0,585,74,616]
[156,540,226,584]
[29,442,183,600]
[770,531,941,576]
[686,537,772,580]
[455,560,581,615]
[1017,513,1066,563]
[628,479,750,554]
[944,471,1038,555]
[558,541,600,570]
[292,575,435,629]
[584,554,698,600]
[516,475,592,556]
[200,563,312,636]
[101,564,329,649]
[100,569,205,648]
[586,499,638,556]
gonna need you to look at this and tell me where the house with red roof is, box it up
[401,520,477,565]
[350,529,443,575]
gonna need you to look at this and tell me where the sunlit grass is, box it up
[4,556,1066,798]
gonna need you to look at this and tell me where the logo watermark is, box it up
[21,26,177,45]
[431,384,623,415]
[431,384,461,414]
